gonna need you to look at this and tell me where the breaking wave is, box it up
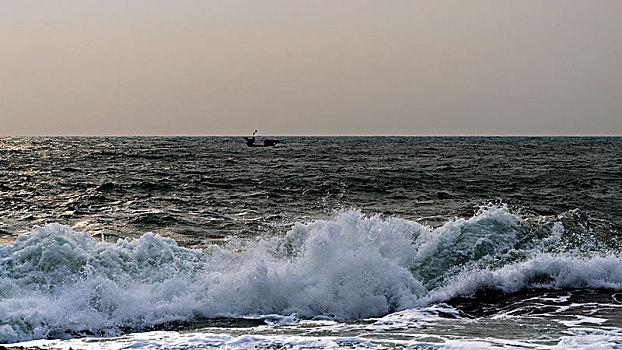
[1,205,620,343]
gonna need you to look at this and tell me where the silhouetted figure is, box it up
[244,130,257,146]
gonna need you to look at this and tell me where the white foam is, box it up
[10,330,373,350]
[1,206,621,343]
[558,316,608,327]
[372,304,462,330]
[553,328,622,350]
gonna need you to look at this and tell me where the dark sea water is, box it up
[1,136,621,349]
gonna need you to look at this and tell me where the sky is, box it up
[1,0,620,136]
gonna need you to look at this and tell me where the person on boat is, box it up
[244,130,257,146]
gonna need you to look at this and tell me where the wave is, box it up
[0,206,620,343]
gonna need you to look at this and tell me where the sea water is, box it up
[0,137,620,349]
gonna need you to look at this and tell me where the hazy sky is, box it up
[1,1,620,136]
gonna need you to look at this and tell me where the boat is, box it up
[244,130,280,147]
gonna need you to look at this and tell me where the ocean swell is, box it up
[1,206,620,343]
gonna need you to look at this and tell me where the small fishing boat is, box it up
[244,130,280,147]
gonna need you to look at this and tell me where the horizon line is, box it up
[0,134,621,138]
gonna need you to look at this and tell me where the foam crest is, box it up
[1,206,620,343]
[426,253,622,305]
[410,205,527,285]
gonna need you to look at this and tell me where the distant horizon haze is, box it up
[1,1,620,136]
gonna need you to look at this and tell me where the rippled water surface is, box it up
[1,137,619,242]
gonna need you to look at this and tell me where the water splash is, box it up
[1,206,620,343]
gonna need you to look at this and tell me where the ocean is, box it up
[0,136,620,349]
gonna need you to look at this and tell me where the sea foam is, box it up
[1,206,620,343]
